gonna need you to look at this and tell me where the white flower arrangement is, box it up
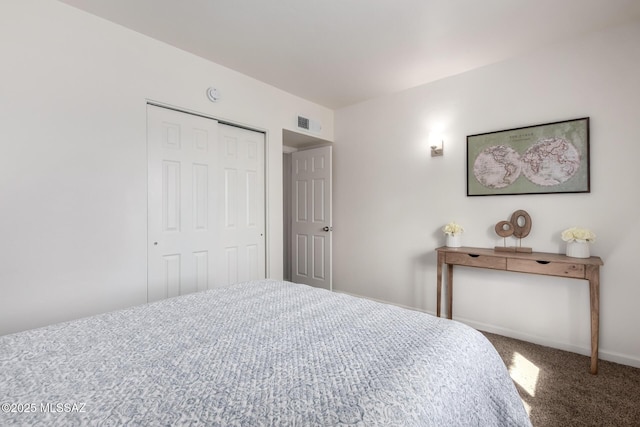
[442,222,464,236]
[561,227,596,243]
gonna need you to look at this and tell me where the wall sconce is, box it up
[431,140,444,157]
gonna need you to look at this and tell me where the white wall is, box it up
[334,21,640,367]
[0,0,333,335]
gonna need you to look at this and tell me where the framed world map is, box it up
[467,117,590,196]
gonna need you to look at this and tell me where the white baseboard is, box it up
[458,317,640,369]
[334,289,640,369]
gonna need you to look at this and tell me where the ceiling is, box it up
[58,0,640,109]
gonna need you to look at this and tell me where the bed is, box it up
[0,279,531,426]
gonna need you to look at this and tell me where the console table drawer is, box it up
[446,252,506,270]
[507,259,585,278]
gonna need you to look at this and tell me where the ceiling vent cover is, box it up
[296,115,321,133]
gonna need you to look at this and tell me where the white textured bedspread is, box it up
[1,280,531,426]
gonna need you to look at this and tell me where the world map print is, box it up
[467,118,589,196]
[473,137,581,189]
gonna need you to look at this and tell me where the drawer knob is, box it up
[536,260,550,264]
[468,254,480,258]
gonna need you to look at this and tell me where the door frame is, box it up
[146,100,271,283]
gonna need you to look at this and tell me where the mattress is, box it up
[0,279,531,426]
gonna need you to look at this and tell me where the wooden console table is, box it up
[436,246,604,374]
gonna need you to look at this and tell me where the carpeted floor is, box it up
[482,331,640,427]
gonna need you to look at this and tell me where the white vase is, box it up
[566,241,590,258]
[446,234,462,248]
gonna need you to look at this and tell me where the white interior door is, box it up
[147,105,265,302]
[217,123,266,286]
[291,146,332,290]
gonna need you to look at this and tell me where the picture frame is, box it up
[466,117,590,196]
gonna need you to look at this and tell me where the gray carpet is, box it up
[482,331,640,427]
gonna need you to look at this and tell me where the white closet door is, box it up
[216,123,266,286]
[291,146,332,290]
[147,105,265,302]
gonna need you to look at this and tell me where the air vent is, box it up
[297,115,310,130]
[296,114,322,133]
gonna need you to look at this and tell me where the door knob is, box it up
[322,226,333,232]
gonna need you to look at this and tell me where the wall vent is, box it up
[297,115,310,130]
[296,115,321,133]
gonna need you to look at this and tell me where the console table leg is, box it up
[447,264,454,320]
[587,265,600,374]
[436,252,444,317]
